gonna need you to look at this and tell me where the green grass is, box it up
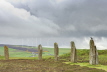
[13,45,37,48]
[60,49,107,62]
[9,51,31,57]
[1,46,107,64]
[0,46,70,58]
[41,48,70,56]
[0,47,22,56]
[64,62,107,71]
[0,47,33,57]
[14,46,71,54]
[1,46,107,63]
[0,56,4,60]
[0,46,71,57]
[0,47,107,71]
[0,55,54,60]
[60,49,107,71]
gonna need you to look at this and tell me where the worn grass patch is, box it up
[0,59,106,72]
[0,55,54,60]
[64,62,107,71]
[0,48,107,72]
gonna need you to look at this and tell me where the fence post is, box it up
[4,46,9,60]
[71,41,77,63]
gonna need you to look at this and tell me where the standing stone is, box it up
[89,38,98,65]
[54,42,59,61]
[4,46,9,60]
[95,46,99,64]
[71,41,77,63]
[38,44,42,60]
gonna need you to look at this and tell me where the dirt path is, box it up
[0,59,106,72]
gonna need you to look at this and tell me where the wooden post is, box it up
[71,41,77,63]
[4,46,9,60]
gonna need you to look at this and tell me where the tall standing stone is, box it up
[95,46,99,64]
[89,38,98,65]
[38,44,42,60]
[71,41,77,63]
[4,46,9,60]
[54,42,59,61]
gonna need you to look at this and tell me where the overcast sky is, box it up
[0,0,107,49]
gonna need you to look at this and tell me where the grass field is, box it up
[64,62,107,71]
[0,46,70,57]
[0,47,31,57]
[0,46,107,72]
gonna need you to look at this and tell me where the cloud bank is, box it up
[0,0,107,49]
[0,0,60,38]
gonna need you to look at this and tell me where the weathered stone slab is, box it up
[38,44,42,60]
[4,46,9,60]
[71,41,77,63]
[89,38,98,65]
[54,42,59,61]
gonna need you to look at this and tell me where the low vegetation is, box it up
[0,47,107,72]
[60,49,107,64]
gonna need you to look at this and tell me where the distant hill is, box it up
[0,44,38,52]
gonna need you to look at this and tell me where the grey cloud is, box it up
[0,0,60,38]
[1,0,107,49]
[20,0,107,37]
[3,0,107,38]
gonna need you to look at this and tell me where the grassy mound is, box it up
[60,49,107,71]
[60,49,107,64]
